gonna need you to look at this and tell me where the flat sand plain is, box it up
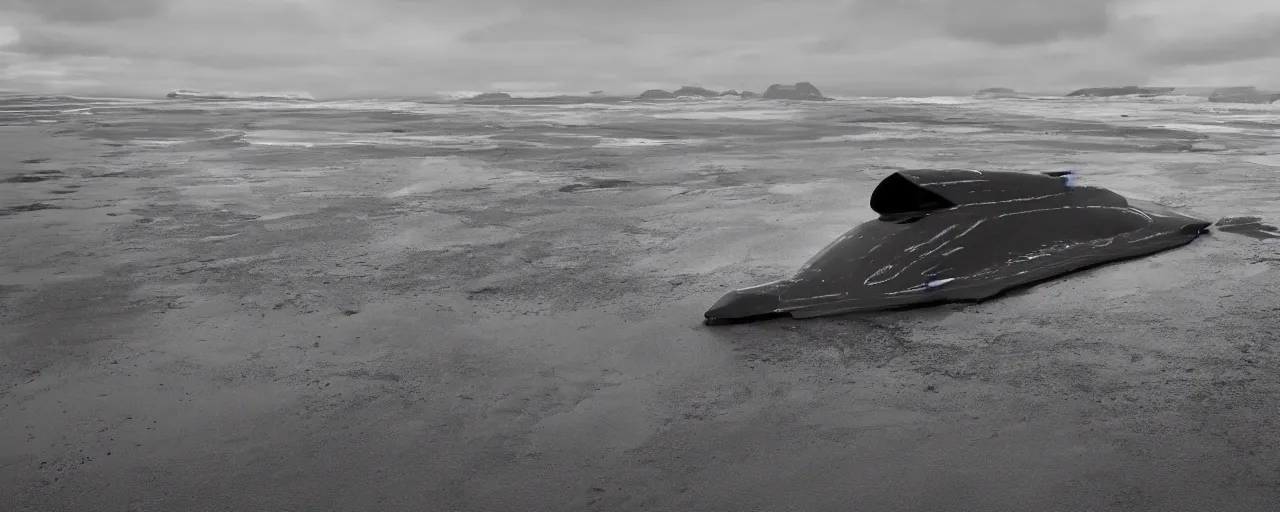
[3,95,1280,511]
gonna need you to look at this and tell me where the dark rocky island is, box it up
[635,87,763,100]
[463,92,514,102]
[672,86,720,98]
[761,82,830,101]
[1208,86,1280,104]
[454,92,633,105]
[164,89,315,101]
[637,89,678,100]
[1066,86,1176,97]
[975,87,1024,98]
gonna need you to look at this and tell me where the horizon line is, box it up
[2,84,1269,102]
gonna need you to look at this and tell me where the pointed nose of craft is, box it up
[703,289,781,325]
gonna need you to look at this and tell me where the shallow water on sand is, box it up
[6,93,1280,231]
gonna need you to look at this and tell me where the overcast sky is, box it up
[2,0,1280,98]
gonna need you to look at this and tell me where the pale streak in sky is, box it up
[1,0,1279,98]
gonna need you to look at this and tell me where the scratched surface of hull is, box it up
[704,169,1212,323]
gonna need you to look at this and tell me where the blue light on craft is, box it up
[1062,169,1079,188]
[924,275,955,289]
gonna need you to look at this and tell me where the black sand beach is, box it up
[3,94,1280,510]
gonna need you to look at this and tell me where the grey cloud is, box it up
[376,0,718,23]
[0,0,168,23]
[940,0,1115,45]
[4,27,110,57]
[799,36,854,54]
[454,0,758,44]
[1141,17,1280,66]
[459,17,632,45]
[674,47,719,60]
[1,23,318,68]
[852,0,1117,45]
[491,0,714,20]
[5,0,1278,98]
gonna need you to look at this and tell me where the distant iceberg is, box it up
[165,89,316,101]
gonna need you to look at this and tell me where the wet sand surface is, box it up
[3,96,1280,511]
